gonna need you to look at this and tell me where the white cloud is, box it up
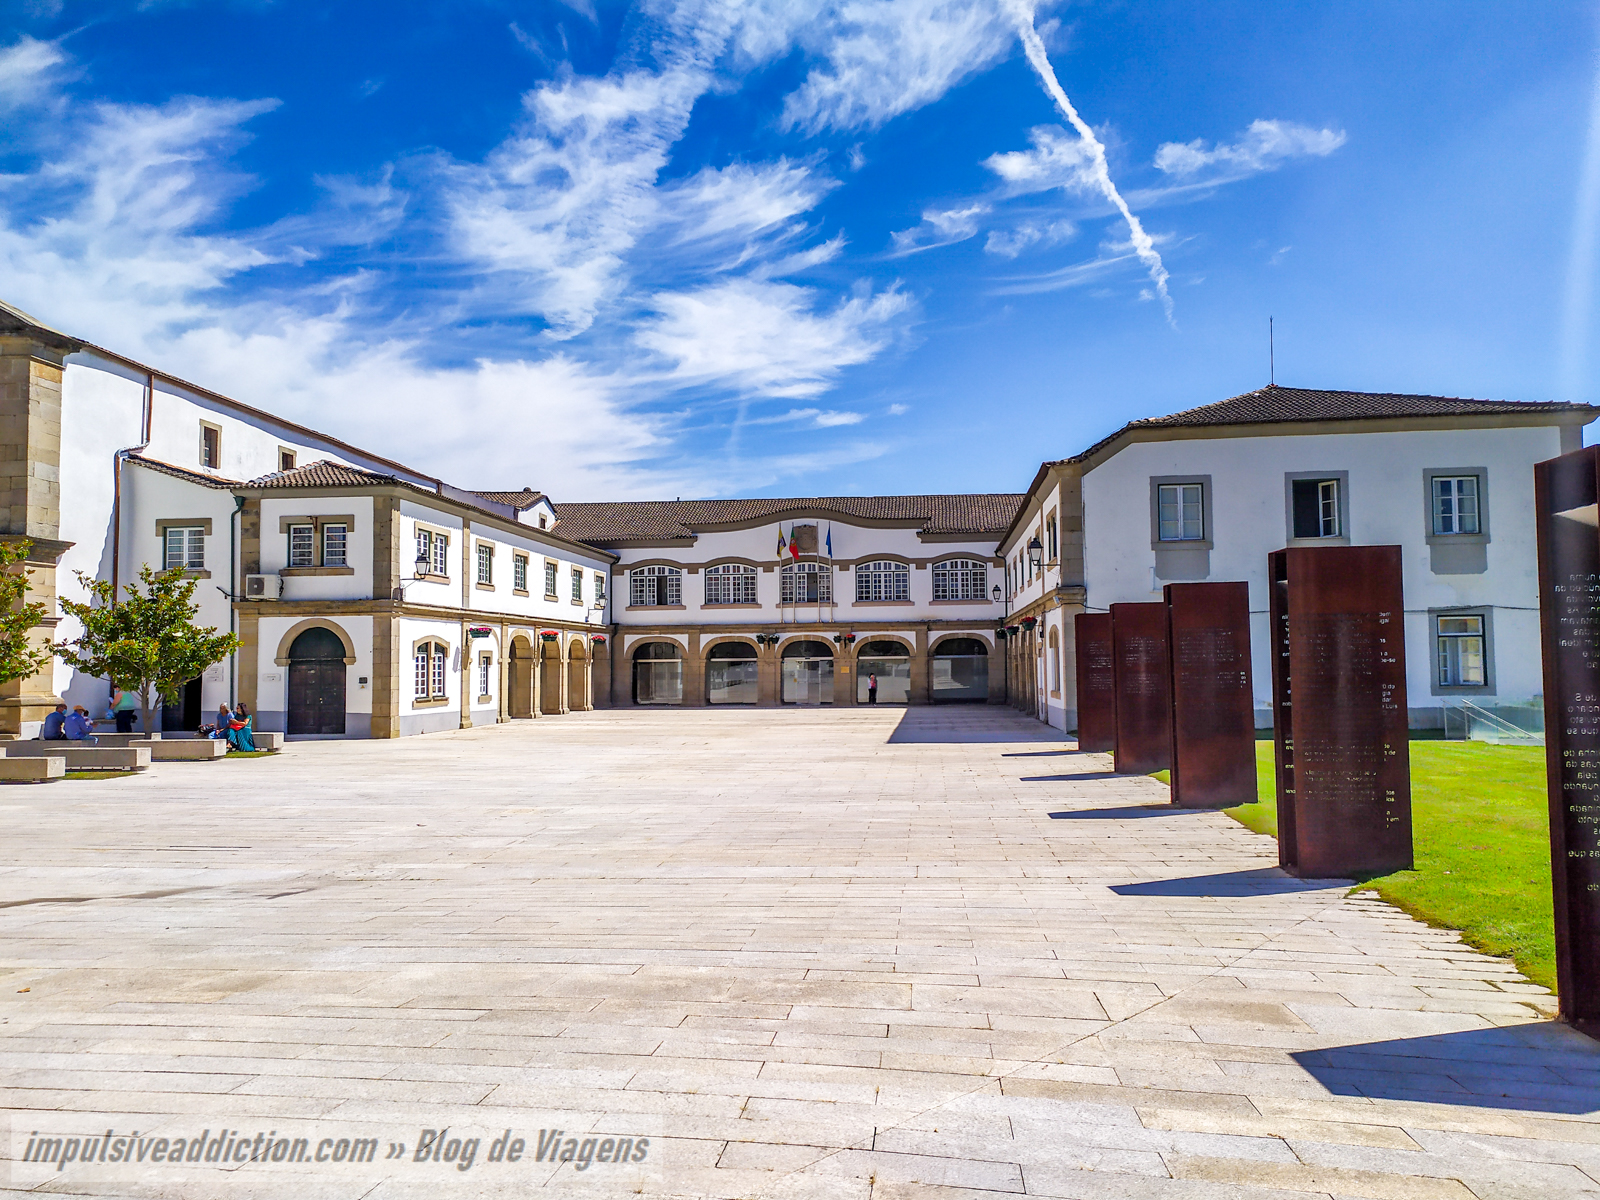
[887,402,909,415]
[1154,119,1347,180]
[654,158,836,250]
[984,125,1099,194]
[748,406,866,427]
[984,218,1075,258]
[890,203,989,254]
[0,35,67,110]
[782,0,1016,133]
[635,277,910,397]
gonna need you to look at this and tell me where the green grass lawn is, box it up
[1221,741,1555,992]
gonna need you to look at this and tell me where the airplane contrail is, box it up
[1004,0,1174,325]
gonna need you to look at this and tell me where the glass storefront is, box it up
[931,637,989,702]
[781,639,834,704]
[856,639,911,704]
[707,641,759,704]
[633,641,683,704]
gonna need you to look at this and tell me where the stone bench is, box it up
[5,744,150,771]
[157,731,284,752]
[129,739,229,761]
[0,756,64,782]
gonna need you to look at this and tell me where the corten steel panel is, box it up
[1535,445,1600,1036]
[1111,602,1171,775]
[1074,612,1115,752]
[1165,581,1257,808]
[1270,546,1412,878]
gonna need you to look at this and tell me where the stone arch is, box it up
[508,633,535,719]
[539,634,565,715]
[274,618,357,666]
[567,636,589,711]
[590,637,611,709]
[930,633,993,655]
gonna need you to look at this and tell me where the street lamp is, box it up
[1027,535,1044,573]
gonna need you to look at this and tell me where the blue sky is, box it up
[2,2,1597,501]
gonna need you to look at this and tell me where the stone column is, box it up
[459,620,472,729]
[557,635,570,714]
[836,640,856,706]
[371,610,400,738]
[0,330,73,737]
[498,622,509,723]
[684,629,705,706]
[370,496,402,738]
[909,626,930,706]
[758,641,780,706]
[531,637,543,717]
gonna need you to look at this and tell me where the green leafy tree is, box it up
[0,539,52,688]
[54,565,240,735]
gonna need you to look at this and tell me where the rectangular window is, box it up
[479,652,492,697]
[595,572,606,602]
[1157,483,1204,541]
[432,645,447,698]
[544,560,558,597]
[1046,513,1058,562]
[571,568,583,602]
[477,543,493,585]
[288,523,314,568]
[1437,615,1486,686]
[279,448,296,472]
[1292,478,1342,538]
[322,523,347,567]
[1432,475,1480,535]
[416,529,430,573]
[200,423,220,469]
[163,526,204,571]
[414,647,430,698]
[431,531,449,576]
[514,554,528,591]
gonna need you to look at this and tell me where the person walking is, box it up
[868,672,878,704]
[111,686,138,734]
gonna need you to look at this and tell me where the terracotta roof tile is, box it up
[553,494,1025,544]
[1130,384,1596,430]
[471,488,546,510]
[128,455,241,488]
[246,460,398,488]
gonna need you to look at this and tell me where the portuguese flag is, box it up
[789,523,800,560]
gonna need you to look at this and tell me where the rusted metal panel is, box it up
[1536,445,1600,1036]
[1074,612,1115,752]
[1111,602,1171,775]
[1165,581,1256,808]
[1270,546,1412,878]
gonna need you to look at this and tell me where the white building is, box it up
[3,297,1592,736]
[997,386,1593,732]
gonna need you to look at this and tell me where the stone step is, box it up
[0,756,64,782]
[129,739,230,761]
[4,745,150,771]
[158,731,284,751]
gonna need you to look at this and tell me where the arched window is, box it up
[705,562,757,605]
[930,637,989,703]
[1048,627,1060,694]
[780,562,832,604]
[856,559,909,602]
[414,641,449,700]
[933,558,987,601]
[630,565,682,607]
[633,640,683,705]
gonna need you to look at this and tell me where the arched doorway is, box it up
[781,639,834,705]
[633,641,683,704]
[706,641,758,704]
[931,637,989,703]
[508,636,534,718]
[568,639,589,712]
[540,637,563,714]
[591,639,611,708]
[287,626,347,734]
[856,639,911,704]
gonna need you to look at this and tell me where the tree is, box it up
[54,565,241,735]
[0,539,52,688]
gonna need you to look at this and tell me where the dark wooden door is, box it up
[286,627,347,735]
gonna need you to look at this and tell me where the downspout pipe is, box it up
[108,372,155,604]
[229,494,245,707]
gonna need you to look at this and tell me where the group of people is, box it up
[201,702,256,751]
[41,691,256,751]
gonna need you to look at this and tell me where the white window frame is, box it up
[932,558,986,601]
[855,559,909,602]
[479,652,493,698]
[781,562,831,605]
[432,644,448,698]
[164,526,205,572]
[705,563,758,605]
[514,554,528,592]
[1431,475,1481,536]
[544,560,559,597]
[1157,482,1205,542]
[1436,614,1486,687]
[571,567,583,603]
[630,565,683,607]
[322,523,348,568]
[594,572,606,602]
[288,523,315,568]
[477,543,494,585]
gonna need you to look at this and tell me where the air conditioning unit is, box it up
[244,574,281,600]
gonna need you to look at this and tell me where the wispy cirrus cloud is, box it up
[1154,118,1347,181]
[889,203,989,255]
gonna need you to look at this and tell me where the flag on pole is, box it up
[776,527,786,558]
[825,524,833,557]
[789,522,800,560]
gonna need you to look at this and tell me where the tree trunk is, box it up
[138,684,155,736]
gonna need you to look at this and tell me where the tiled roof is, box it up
[1127,384,1596,430]
[553,494,1026,544]
[471,488,546,510]
[246,460,399,488]
[128,455,241,488]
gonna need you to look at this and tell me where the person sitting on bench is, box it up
[63,705,98,744]
[42,703,67,740]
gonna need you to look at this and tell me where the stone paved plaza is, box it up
[2,707,1599,1199]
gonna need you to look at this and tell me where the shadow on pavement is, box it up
[1024,771,1126,782]
[1049,805,1197,820]
[887,708,1063,744]
[1292,1025,1600,1113]
[1002,749,1086,758]
[1109,868,1343,896]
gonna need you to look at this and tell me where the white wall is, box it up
[1081,425,1563,722]
[260,497,376,602]
[254,614,373,737]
